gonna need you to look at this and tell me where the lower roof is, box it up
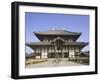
[26,42,88,46]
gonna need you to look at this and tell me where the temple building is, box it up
[26,29,88,59]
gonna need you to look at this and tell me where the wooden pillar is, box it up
[54,47,55,58]
[72,47,75,58]
[41,47,44,58]
[45,47,48,58]
[62,47,64,58]
[69,46,75,58]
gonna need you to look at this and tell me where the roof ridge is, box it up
[34,29,81,34]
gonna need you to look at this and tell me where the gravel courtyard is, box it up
[26,58,84,68]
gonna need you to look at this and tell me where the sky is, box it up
[25,12,89,54]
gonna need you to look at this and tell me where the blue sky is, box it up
[25,12,89,54]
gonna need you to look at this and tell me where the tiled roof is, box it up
[26,42,88,46]
[25,53,35,57]
[34,29,81,35]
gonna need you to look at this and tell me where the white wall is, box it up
[0,0,99,81]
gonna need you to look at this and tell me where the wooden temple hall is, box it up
[26,29,88,59]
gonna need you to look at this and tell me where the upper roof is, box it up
[34,29,81,35]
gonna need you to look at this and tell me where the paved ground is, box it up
[26,58,84,68]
